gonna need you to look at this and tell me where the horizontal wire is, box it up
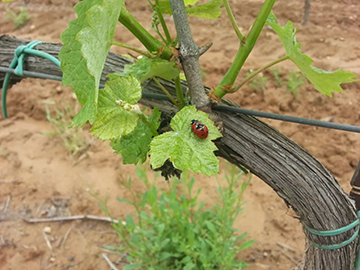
[214,106,360,133]
[0,66,170,101]
[1,66,360,133]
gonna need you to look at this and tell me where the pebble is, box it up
[43,226,52,234]
[56,86,62,93]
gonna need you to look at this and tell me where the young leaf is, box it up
[149,106,222,176]
[59,0,124,126]
[238,239,255,251]
[186,0,223,20]
[185,0,201,5]
[126,215,136,229]
[110,107,161,164]
[267,13,358,97]
[158,0,223,20]
[91,76,142,140]
[122,57,180,83]
[123,264,142,270]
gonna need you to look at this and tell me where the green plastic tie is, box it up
[304,211,360,269]
[1,41,61,118]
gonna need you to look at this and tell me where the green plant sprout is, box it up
[5,7,31,29]
[100,164,252,269]
[43,101,92,160]
[247,70,267,92]
[58,0,357,176]
[270,68,283,87]
[287,70,305,95]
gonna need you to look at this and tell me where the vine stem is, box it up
[224,0,244,41]
[118,7,172,59]
[233,56,289,91]
[169,0,210,111]
[152,77,178,105]
[155,0,172,44]
[138,113,158,136]
[214,0,276,99]
[153,23,168,45]
[174,76,186,107]
[112,41,156,58]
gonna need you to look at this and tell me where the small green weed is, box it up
[102,165,253,270]
[247,70,267,92]
[5,7,31,29]
[270,68,283,87]
[287,71,305,95]
[43,102,92,160]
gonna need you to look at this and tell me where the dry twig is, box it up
[62,225,74,250]
[102,253,119,270]
[280,249,299,265]
[276,242,296,253]
[35,200,46,217]
[45,262,57,269]
[42,229,53,250]
[0,179,18,183]
[3,195,11,213]
[24,215,125,224]
[23,244,37,251]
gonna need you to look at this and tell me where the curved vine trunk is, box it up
[0,35,358,270]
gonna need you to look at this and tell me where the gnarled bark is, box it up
[0,35,358,270]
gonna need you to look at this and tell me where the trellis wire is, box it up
[1,66,360,134]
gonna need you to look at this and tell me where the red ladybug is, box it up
[191,119,200,133]
[190,119,209,139]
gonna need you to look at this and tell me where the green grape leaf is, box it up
[158,0,223,20]
[267,13,358,97]
[149,106,222,176]
[158,1,172,14]
[110,108,161,164]
[91,76,142,140]
[185,0,200,5]
[59,0,124,126]
[186,0,223,19]
[121,57,179,83]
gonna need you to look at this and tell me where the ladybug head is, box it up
[191,119,199,125]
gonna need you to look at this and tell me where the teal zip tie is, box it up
[1,41,61,118]
[304,211,360,269]
[307,229,359,250]
[305,218,360,237]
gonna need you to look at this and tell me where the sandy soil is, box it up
[0,0,359,269]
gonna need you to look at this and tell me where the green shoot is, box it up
[287,71,305,95]
[108,164,252,269]
[270,68,283,87]
[153,77,178,105]
[214,0,276,99]
[5,7,31,29]
[247,71,267,92]
[43,102,92,160]
[234,56,289,92]
[223,0,244,41]
[112,41,157,58]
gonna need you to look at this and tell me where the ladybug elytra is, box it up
[190,119,209,139]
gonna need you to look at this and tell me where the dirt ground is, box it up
[0,0,359,269]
